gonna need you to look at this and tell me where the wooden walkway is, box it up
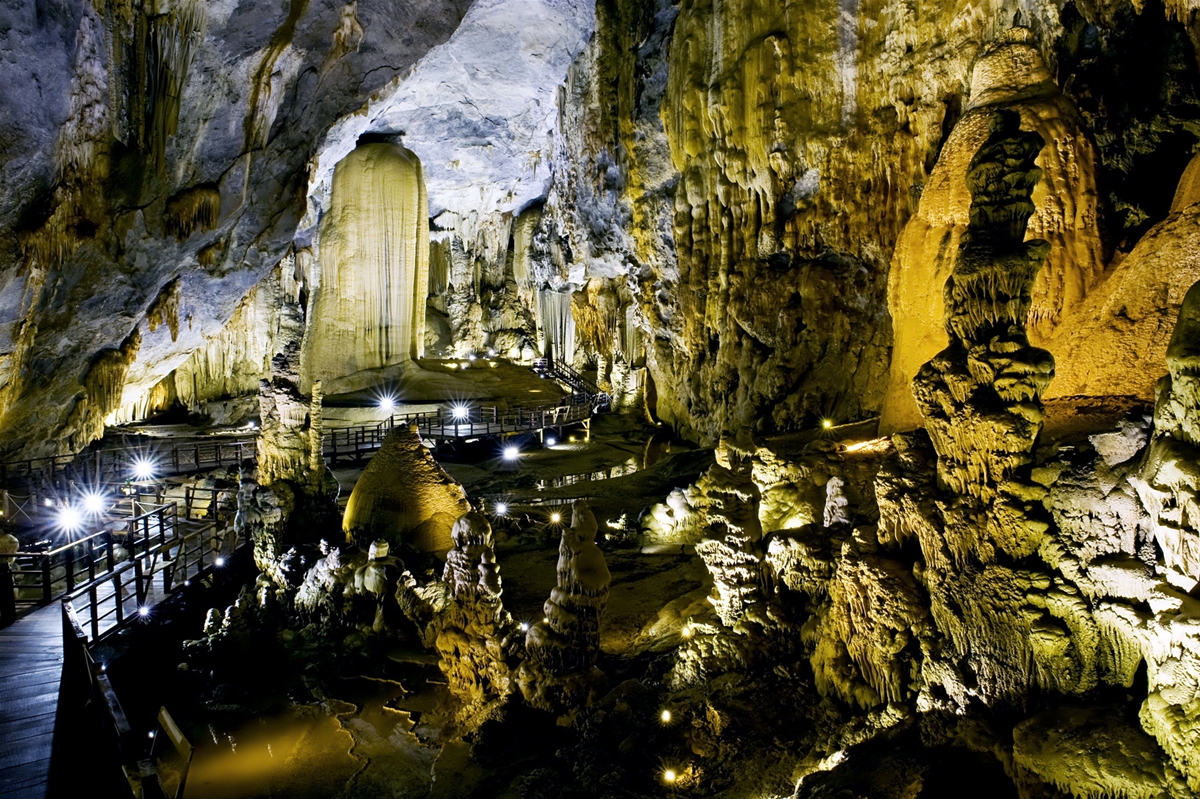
[0,602,61,798]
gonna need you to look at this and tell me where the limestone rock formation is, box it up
[693,443,766,628]
[0,0,472,459]
[1044,200,1200,401]
[303,142,429,394]
[518,500,612,713]
[422,511,518,722]
[240,329,339,580]
[882,27,1103,432]
[912,109,1053,525]
[342,425,471,554]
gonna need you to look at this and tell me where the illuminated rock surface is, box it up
[303,142,429,394]
[10,1,1200,797]
[519,500,612,712]
[342,424,471,553]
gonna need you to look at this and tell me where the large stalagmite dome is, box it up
[303,142,430,395]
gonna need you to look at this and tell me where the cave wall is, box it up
[0,0,472,457]
[2,0,1199,459]
[539,0,1200,444]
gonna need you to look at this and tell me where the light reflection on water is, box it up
[181,679,439,799]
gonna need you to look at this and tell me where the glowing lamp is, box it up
[822,418,833,430]
[82,491,106,515]
[468,353,477,361]
[215,557,225,567]
[503,445,520,461]
[519,622,529,631]
[550,512,561,524]
[132,458,155,481]
[660,709,672,723]
[43,498,54,508]
[452,404,470,421]
[663,769,677,784]
[545,437,556,446]
[58,506,82,532]
[138,606,149,617]
[379,396,396,412]
[494,502,508,516]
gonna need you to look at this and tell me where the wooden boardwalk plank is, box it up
[0,602,62,799]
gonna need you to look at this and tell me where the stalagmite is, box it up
[422,511,517,721]
[342,424,470,554]
[239,336,339,583]
[304,142,429,394]
[693,441,766,628]
[518,500,612,713]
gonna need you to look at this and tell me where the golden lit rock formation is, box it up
[303,142,429,394]
[882,27,1104,432]
[342,424,470,554]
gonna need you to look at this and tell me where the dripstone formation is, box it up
[519,500,612,713]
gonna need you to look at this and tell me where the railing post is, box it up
[0,562,14,626]
[64,545,75,592]
[89,585,100,639]
[42,555,52,604]
[134,559,145,606]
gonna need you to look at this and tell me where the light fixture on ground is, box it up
[215,557,225,567]
[503,445,520,461]
[494,502,508,516]
[660,709,672,723]
[822,418,833,430]
[550,511,561,524]
[663,769,677,784]
[545,436,556,446]
[138,606,149,617]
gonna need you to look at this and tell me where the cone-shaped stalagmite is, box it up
[518,500,611,712]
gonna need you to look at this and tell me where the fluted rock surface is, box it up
[882,28,1104,431]
[0,0,471,459]
[303,142,429,394]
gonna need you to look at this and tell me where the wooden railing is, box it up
[1,499,236,634]
[0,437,254,486]
[0,362,611,488]
[64,517,233,643]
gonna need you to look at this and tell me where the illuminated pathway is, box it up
[0,602,61,799]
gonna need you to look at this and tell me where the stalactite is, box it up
[164,184,220,240]
[146,0,206,170]
[63,329,142,452]
[146,277,181,341]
